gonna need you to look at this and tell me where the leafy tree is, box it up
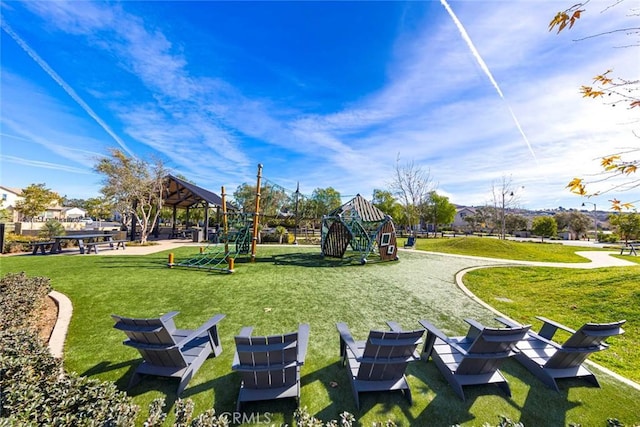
[471,206,499,234]
[504,214,529,235]
[531,216,558,242]
[39,219,65,240]
[61,197,87,208]
[84,197,114,220]
[275,225,287,244]
[554,211,592,240]
[389,156,434,235]
[309,187,341,218]
[232,183,290,223]
[14,184,62,223]
[462,212,480,233]
[551,2,640,209]
[371,189,403,224]
[94,148,167,244]
[0,199,11,223]
[609,212,640,243]
[422,192,456,236]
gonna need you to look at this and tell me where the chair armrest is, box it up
[336,322,362,359]
[464,318,486,340]
[419,319,449,342]
[160,311,180,323]
[536,316,575,340]
[419,320,468,356]
[495,317,521,328]
[178,314,225,346]
[297,324,310,364]
[386,321,403,332]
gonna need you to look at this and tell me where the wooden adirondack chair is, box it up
[419,318,530,400]
[336,321,424,409]
[111,311,225,395]
[404,236,416,248]
[232,324,310,411]
[497,316,625,391]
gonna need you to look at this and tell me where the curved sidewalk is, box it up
[442,249,640,391]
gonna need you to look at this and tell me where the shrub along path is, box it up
[2,243,639,426]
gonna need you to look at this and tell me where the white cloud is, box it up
[2,0,638,209]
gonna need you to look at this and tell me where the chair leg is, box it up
[451,381,466,401]
[496,380,511,397]
[128,372,142,390]
[177,372,193,395]
[421,332,436,362]
[583,373,601,388]
[404,385,413,405]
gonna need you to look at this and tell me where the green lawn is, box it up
[462,266,640,384]
[403,236,603,262]
[2,243,639,426]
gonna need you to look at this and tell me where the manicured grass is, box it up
[402,236,603,262]
[462,266,640,384]
[3,245,639,426]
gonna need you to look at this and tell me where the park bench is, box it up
[620,243,638,256]
[85,239,127,254]
[30,241,56,255]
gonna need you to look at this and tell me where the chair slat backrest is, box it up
[112,314,187,368]
[112,314,177,345]
[546,320,625,369]
[356,329,423,381]
[457,325,530,375]
[235,331,299,389]
[562,321,625,349]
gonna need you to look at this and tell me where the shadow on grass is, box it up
[89,255,171,270]
[81,359,138,391]
[271,251,394,268]
[499,362,585,426]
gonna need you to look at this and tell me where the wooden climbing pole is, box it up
[250,164,263,263]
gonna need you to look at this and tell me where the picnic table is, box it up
[50,233,120,254]
[170,229,194,239]
[620,243,639,256]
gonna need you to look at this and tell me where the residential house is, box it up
[0,185,64,221]
[63,207,87,220]
[0,186,23,222]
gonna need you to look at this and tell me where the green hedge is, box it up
[0,272,140,425]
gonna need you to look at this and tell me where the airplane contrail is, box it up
[1,154,92,174]
[1,19,136,158]
[440,0,539,165]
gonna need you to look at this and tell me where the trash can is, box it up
[192,227,203,242]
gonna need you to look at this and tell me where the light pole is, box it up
[293,182,300,245]
[500,191,513,240]
[582,202,597,242]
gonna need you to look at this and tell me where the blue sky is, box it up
[1,1,638,210]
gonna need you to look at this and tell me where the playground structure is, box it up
[173,164,264,273]
[321,194,398,264]
[173,164,306,273]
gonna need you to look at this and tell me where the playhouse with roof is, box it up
[321,194,398,264]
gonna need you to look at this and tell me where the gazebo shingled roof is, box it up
[163,174,236,210]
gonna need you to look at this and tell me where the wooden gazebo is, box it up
[160,175,237,240]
